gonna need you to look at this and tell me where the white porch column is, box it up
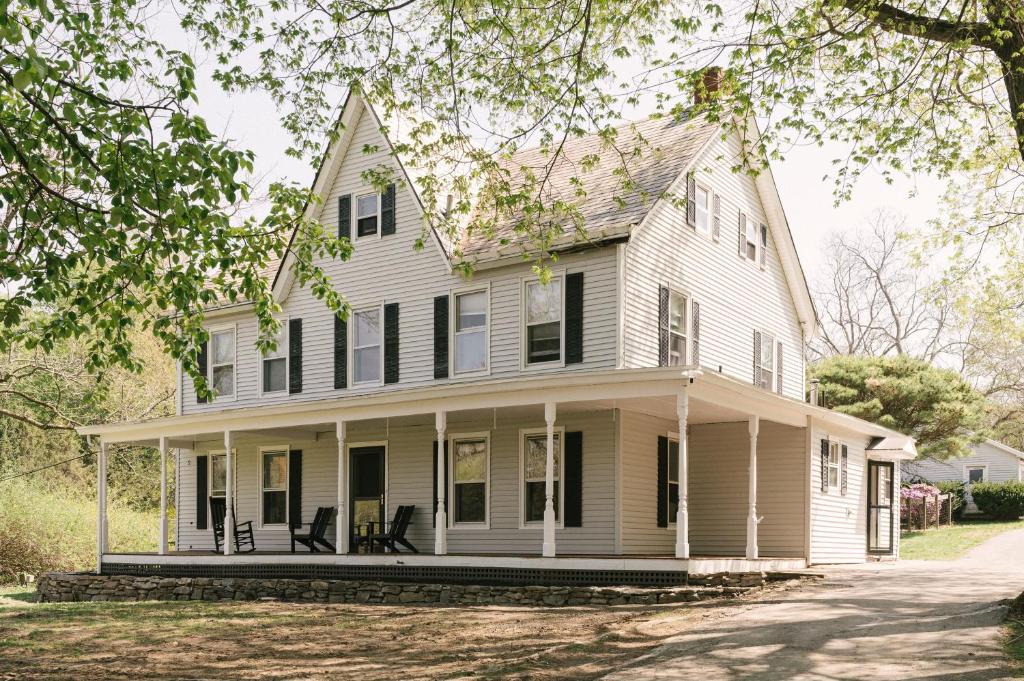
[543,402,557,557]
[675,388,690,559]
[746,415,760,559]
[159,436,169,555]
[96,440,108,574]
[335,419,348,555]
[224,430,234,556]
[434,409,448,555]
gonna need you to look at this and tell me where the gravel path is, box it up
[602,529,1024,680]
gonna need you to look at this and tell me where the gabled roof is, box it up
[981,438,1024,461]
[459,114,719,258]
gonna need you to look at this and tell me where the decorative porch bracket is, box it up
[434,410,447,555]
[543,402,557,558]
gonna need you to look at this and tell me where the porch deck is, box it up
[100,551,807,587]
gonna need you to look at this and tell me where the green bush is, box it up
[934,480,967,521]
[0,477,164,582]
[968,481,1024,520]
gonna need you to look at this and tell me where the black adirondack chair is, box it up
[209,496,256,553]
[355,505,418,553]
[290,506,336,553]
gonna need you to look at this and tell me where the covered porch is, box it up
[82,366,891,581]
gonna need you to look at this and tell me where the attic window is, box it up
[694,185,710,234]
[357,194,379,237]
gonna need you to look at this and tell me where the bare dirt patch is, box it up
[0,583,798,680]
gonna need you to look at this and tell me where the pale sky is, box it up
[193,63,945,282]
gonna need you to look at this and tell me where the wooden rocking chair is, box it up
[209,496,256,553]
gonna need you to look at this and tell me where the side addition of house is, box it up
[80,86,917,585]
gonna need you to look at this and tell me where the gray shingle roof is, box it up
[459,113,719,258]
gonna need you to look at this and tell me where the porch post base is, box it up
[745,517,759,559]
[542,505,557,557]
[434,512,447,555]
[674,509,689,559]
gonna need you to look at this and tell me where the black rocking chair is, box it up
[290,506,337,553]
[355,505,418,553]
[209,496,256,553]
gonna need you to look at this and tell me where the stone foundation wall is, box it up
[36,572,769,607]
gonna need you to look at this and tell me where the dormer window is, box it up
[356,193,380,237]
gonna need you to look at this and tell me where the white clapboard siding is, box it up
[618,413,806,557]
[180,105,619,414]
[903,441,1024,485]
[808,426,868,564]
[622,130,805,400]
[175,409,617,554]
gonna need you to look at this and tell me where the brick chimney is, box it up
[694,67,724,107]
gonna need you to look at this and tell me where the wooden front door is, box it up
[349,446,385,552]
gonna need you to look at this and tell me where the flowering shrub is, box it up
[969,482,1024,520]
[901,483,942,528]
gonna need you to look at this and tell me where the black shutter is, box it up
[753,331,762,387]
[841,445,848,496]
[658,285,670,367]
[196,455,209,530]
[686,172,696,226]
[289,450,303,527]
[196,341,208,404]
[564,431,583,527]
[760,223,768,267]
[565,272,584,365]
[384,303,400,384]
[431,440,449,527]
[334,314,348,389]
[381,183,396,235]
[433,295,449,379]
[657,436,669,527]
[712,193,721,241]
[776,342,784,396]
[288,318,303,394]
[820,439,829,493]
[691,300,700,366]
[338,195,352,240]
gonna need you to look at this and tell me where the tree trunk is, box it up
[988,0,1024,161]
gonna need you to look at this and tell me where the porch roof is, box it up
[78,366,916,452]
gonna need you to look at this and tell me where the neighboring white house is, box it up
[903,440,1024,513]
[79,86,916,585]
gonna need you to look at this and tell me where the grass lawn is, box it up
[900,519,1024,560]
[0,584,751,680]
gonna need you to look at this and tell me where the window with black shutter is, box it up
[288,318,303,394]
[334,314,348,389]
[384,303,399,384]
[338,195,352,240]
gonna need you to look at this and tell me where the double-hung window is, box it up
[694,185,711,234]
[669,291,688,366]
[353,308,382,384]
[210,453,227,500]
[452,436,488,525]
[356,193,380,237]
[668,439,680,522]
[210,328,236,398]
[261,322,288,394]
[966,466,986,484]
[759,332,775,390]
[743,213,758,262]
[523,431,561,524]
[261,449,288,526]
[525,277,562,365]
[828,442,841,490]
[454,290,488,374]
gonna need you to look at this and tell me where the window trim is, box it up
[206,323,237,402]
[518,426,566,529]
[827,440,842,493]
[349,303,385,387]
[694,182,712,235]
[667,288,689,367]
[666,433,681,526]
[521,272,566,369]
[257,445,290,529]
[757,329,777,392]
[450,285,491,378]
[964,464,987,484]
[447,431,491,529]
[355,191,381,239]
[206,449,237,530]
[257,317,289,398]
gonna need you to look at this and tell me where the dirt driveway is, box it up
[602,528,1024,680]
